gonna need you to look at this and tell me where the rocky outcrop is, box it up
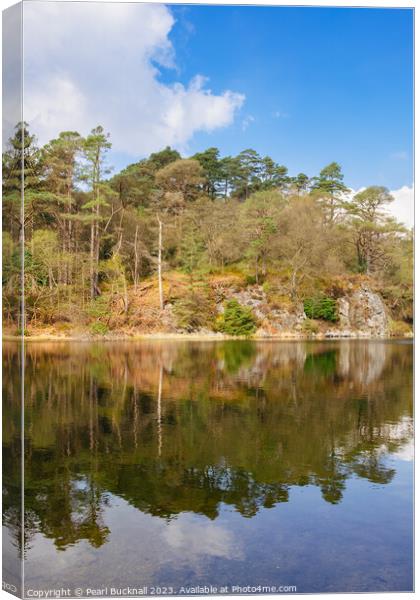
[262,304,306,335]
[228,286,268,320]
[219,285,306,335]
[214,282,389,338]
[337,285,388,337]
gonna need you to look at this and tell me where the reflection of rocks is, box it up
[337,341,387,385]
[236,342,307,384]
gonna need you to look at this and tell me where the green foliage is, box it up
[304,350,337,375]
[1,121,412,335]
[174,285,214,332]
[87,296,110,319]
[2,232,20,285]
[216,299,257,336]
[312,161,348,197]
[389,319,412,338]
[90,322,109,336]
[16,328,30,337]
[193,147,223,198]
[245,274,257,285]
[218,341,256,373]
[301,318,319,335]
[148,146,181,171]
[303,296,338,322]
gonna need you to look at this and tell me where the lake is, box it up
[2,339,413,595]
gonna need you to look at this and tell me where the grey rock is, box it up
[340,285,388,337]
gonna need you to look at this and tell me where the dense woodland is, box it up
[2,123,413,336]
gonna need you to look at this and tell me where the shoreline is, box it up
[2,332,413,343]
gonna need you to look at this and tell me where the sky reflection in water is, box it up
[2,340,413,593]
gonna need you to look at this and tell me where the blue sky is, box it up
[22,2,413,197]
[166,5,413,191]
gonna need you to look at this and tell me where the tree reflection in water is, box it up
[2,340,413,557]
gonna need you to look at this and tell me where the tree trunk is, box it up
[157,215,164,310]
[134,224,139,291]
[67,174,73,285]
[366,246,372,276]
[122,271,129,317]
[94,198,100,294]
[157,364,163,457]
[90,217,95,300]
[90,151,101,300]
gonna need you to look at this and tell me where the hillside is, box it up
[2,124,413,339]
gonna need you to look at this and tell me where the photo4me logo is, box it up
[178,585,297,595]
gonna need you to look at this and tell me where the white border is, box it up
[0,3,415,600]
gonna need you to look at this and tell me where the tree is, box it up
[155,158,204,201]
[275,196,337,299]
[110,160,155,209]
[81,126,113,299]
[178,211,206,277]
[216,299,257,336]
[2,122,43,243]
[231,149,262,200]
[291,173,311,196]
[344,186,404,275]
[259,157,289,192]
[120,207,154,291]
[42,131,83,283]
[173,209,214,330]
[192,147,223,198]
[311,162,349,224]
[303,296,338,322]
[148,146,181,171]
[153,159,204,309]
[188,196,243,268]
[1,122,412,337]
[218,156,238,199]
[241,191,283,283]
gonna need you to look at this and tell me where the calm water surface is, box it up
[2,340,413,594]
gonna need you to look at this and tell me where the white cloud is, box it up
[241,114,255,131]
[163,515,242,560]
[24,76,87,138]
[2,4,22,148]
[22,2,244,155]
[348,185,414,229]
[389,184,414,228]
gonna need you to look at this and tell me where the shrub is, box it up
[216,299,257,336]
[16,328,30,337]
[87,295,110,319]
[302,318,319,335]
[389,319,412,337]
[262,281,271,295]
[90,322,109,336]
[245,274,257,285]
[303,296,338,322]
[174,286,214,332]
